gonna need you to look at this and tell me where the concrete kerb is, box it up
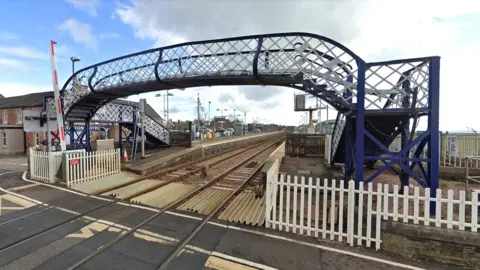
[381,219,480,268]
[132,132,284,176]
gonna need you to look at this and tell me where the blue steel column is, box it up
[69,122,75,148]
[428,56,440,215]
[344,117,352,181]
[400,79,411,192]
[85,121,91,152]
[400,124,410,191]
[355,61,366,184]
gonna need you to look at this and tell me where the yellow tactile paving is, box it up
[204,255,258,270]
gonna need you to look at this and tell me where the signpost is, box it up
[23,110,58,132]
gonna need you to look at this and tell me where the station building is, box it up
[0,91,163,155]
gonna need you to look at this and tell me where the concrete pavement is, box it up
[0,156,454,270]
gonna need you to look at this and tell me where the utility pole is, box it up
[197,93,201,133]
[208,101,211,122]
[139,99,146,159]
[166,90,170,123]
[244,112,247,135]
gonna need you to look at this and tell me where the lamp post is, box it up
[216,108,227,128]
[155,92,174,123]
[70,56,80,75]
[208,101,211,122]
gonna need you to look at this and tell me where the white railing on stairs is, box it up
[330,113,346,162]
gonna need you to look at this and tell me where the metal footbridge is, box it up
[52,32,440,193]
[45,95,169,151]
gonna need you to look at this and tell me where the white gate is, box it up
[64,149,120,187]
[29,148,85,183]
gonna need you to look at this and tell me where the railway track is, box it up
[0,135,283,269]
[95,136,280,207]
[91,136,274,199]
[62,136,283,269]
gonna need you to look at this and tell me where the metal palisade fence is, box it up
[265,171,480,250]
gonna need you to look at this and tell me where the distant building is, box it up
[0,91,163,154]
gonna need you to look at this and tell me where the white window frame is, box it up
[2,132,6,147]
[17,109,22,124]
[34,132,39,145]
[2,110,7,124]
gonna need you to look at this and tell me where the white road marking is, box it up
[210,252,278,270]
[0,170,24,176]
[20,171,104,199]
[0,162,27,166]
[17,172,424,269]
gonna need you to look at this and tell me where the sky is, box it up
[0,0,479,131]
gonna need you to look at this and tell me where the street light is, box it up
[155,91,174,123]
[208,101,211,122]
[216,108,227,128]
[70,56,80,75]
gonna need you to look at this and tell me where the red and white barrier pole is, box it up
[49,40,67,152]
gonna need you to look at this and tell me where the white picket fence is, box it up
[266,173,480,250]
[64,149,120,187]
[29,148,85,183]
[266,175,382,250]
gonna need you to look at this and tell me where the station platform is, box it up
[0,171,440,270]
[128,132,284,175]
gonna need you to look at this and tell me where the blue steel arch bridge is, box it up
[46,32,440,195]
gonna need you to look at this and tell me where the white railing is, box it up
[29,148,85,183]
[389,134,480,168]
[266,175,382,250]
[29,149,51,183]
[266,174,480,250]
[64,149,120,187]
[380,183,478,231]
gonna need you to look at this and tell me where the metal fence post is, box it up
[28,148,33,179]
[48,151,55,183]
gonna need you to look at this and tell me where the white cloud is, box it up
[99,32,121,39]
[0,46,48,60]
[109,0,480,130]
[0,82,50,97]
[0,31,19,41]
[59,18,98,50]
[65,0,100,17]
[0,57,29,69]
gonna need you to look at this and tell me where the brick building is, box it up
[0,91,163,155]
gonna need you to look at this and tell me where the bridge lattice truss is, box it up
[45,97,170,144]
[61,33,430,115]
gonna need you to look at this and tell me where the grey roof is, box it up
[0,91,163,121]
[0,91,51,109]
